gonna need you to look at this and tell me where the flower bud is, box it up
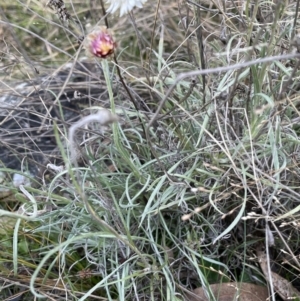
[85,26,116,59]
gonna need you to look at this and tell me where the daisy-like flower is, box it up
[84,26,117,59]
[106,0,148,16]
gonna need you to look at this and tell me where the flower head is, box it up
[106,0,147,17]
[85,26,116,59]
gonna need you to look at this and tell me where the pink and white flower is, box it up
[85,26,116,59]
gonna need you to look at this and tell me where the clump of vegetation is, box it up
[1,0,300,300]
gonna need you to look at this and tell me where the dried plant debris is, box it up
[46,0,71,23]
[186,282,269,301]
[256,244,300,301]
[0,61,123,179]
